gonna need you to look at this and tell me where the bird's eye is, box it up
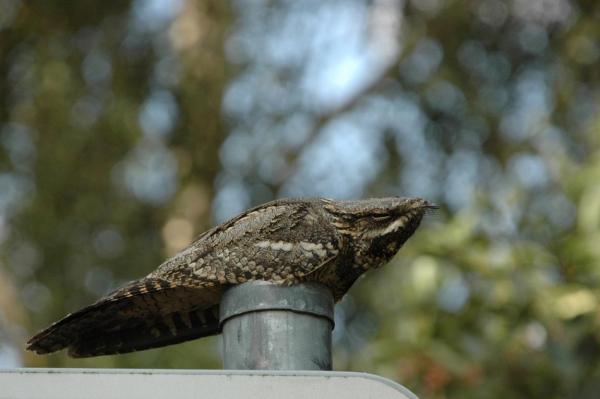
[372,215,392,222]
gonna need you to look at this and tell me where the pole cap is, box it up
[219,281,334,327]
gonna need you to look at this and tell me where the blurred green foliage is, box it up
[1,1,600,398]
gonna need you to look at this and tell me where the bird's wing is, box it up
[153,198,343,285]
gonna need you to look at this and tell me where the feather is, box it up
[27,278,222,357]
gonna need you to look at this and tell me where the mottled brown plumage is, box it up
[27,197,434,357]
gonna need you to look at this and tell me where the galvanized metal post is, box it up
[219,281,334,370]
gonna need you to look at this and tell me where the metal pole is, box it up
[219,281,334,371]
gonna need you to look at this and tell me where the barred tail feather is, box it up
[67,306,221,357]
[26,278,223,357]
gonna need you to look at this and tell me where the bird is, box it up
[27,197,435,358]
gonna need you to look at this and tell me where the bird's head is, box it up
[322,197,435,265]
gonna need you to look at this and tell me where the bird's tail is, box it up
[26,278,223,358]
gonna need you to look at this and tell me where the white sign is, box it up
[1,369,418,399]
